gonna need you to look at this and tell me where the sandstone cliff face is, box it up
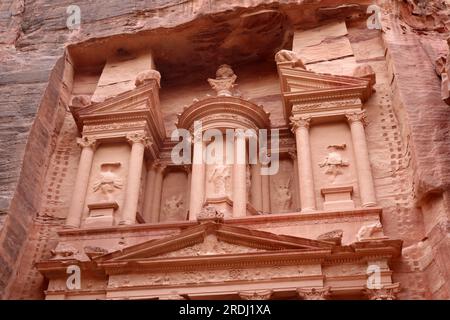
[0,0,449,299]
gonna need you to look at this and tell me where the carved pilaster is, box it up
[239,290,273,300]
[297,287,331,300]
[364,283,400,300]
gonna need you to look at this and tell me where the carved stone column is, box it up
[184,165,192,212]
[233,131,247,218]
[261,164,271,213]
[150,161,166,223]
[65,137,97,228]
[364,283,400,300]
[290,115,316,212]
[142,162,156,223]
[288,150,301,211]
[239,290,273,300]
[121,133,148,225]
[346,111,377,207]
[297,287,331,300]
[189,133,206,221]
[250,163,263,211]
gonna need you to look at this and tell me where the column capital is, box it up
[126,132,151,146]
[151,160,167,173]
[364,283,400,300]
[77,136,97,149]
[297,287,331,300]
[290,115,312,132]
[182,165,192,174]
[239,290,273,300]
[345,110,368,126]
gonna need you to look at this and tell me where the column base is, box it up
[362,202,377,208]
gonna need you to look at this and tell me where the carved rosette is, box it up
[364,283,400,300]
[290,115,311,133]
[239,290,273,300]
[77,136,97,149]
[297,287,331,300]
[345,111,368,127]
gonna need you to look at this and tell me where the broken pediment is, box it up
[276,58,374,121]
[70,80,165,141]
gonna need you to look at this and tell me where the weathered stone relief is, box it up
[319,144,350,183]
[92,163,123,202]
[161,194,185,222]
[356,222,385,241]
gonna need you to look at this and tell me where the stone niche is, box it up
[269,157,298,213]
[310,121,359,210]
[159,170,189,222]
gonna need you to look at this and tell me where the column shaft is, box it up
[233,133,247,217]
[142,164,157,222]
[250,164,263,211]
[261,166,271,213]
[347,112,377,207]
[189,139,206,220]
[292,117,316,212]
[121,134,146,225]
[65,138,96,228]
[150,165,165,223]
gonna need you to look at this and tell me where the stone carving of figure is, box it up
[93,163,123,202]
[275,49,306,69]
[356,222,384,242]
[319,145,349,183]
[276,178,292,212]
[162,194,184,221]
[208,65,237,97]
[209,164,232,197]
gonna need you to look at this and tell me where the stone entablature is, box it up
[37,217,402,300]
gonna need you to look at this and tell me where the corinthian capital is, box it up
[345,111,368,126]
[364,283,400,300]
[77,136,97,149]
[126,132,150,145]
[290,115,311,132]
[297,287,331,300]
[239,290,273,300]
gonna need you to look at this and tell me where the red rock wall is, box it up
[0,0,449,299]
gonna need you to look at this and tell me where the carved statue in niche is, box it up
[208,64,237,97]
[92,163,123,202]
[162,194,185,221]
[319,144,349,183]
[209,164,232,197]
[275,178,293,212]
[275,49,306,69]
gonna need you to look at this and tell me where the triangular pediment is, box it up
[95,222,334,262]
